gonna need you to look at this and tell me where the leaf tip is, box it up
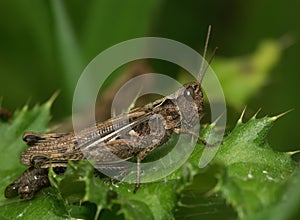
[252,108,262,119]
[238,106,247,124]
[211,112,225,127]
[45,91,60,109]
[22,104,29,111]
[288,150,300,156]
[270,109,293,121]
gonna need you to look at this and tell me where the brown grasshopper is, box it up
[5,26,218,200]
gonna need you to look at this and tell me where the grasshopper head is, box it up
[172,81,203,128]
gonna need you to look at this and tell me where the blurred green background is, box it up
[0,0,299,150]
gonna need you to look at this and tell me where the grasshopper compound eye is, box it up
[184,87,195,100]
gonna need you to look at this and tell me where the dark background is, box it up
[0,0,299,151]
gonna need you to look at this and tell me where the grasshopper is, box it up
[5,26,218,200]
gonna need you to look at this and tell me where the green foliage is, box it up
[0,99,297,219]
[0,0,163,116]
[0,1,298,219]
[212,113,296,218]
[0,95,55,171]
[179,39,283,112]
[211,40,284,110]
[0,96,70,219]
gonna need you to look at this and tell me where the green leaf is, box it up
[0,95,71,219]
[211,113,297,219]
[244,169,300,220]
[0,97,297,219]
[49,160,175,220]
[47,112,297,220]
[0,188,69,220]
[0,96,55,171]
[49,161,109,219]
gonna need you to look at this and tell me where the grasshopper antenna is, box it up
[202,46,218,79]
[198,25,211,83]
